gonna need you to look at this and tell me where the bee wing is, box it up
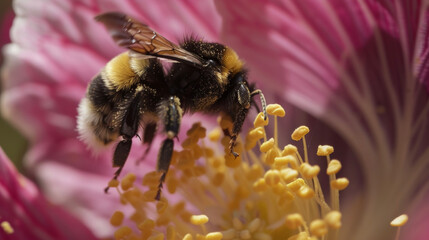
[96,12,204,67]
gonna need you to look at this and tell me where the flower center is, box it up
[108,103,349,240]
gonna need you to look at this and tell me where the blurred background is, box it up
[0,0,27,169]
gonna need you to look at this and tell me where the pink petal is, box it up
[0,147,98,240]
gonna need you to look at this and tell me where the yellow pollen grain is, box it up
[114,226,133,240]
[274,156,289,168]
[240,229,251,239]
[291,126,310,141]
[287,178,305,192]
[225,153,241,168]
[219,115,233,130]
[264,148,279,165]
[264,170,281,186]
[166,176,178,194]
[330,178,349,190]
[190,215,209,225]
[121,173,136,191]
[167,225,176,240]
[208,128,222,142]
[253,178,268,192]
[272,182,287,195]
[266,104,286,117]
[297,185,315,199]
[183,233,193,240]
[110,211,124,226]
[142,171,161,187]
[233,217,244,230]
[156,200,168,214]
[247,218,261,233]
[324,211,342,229]
[390,214,408,227]
[300,163,320,179]
[260,138,275,153]
[309,219,328,237]
[281,168,299,183]
[246,164,264,181]
[148,233,165,240]
[327,159,342,175]
[212,172,225,186]
[206,232,223,240]
[221,229,236,239]
[281,144,297,156]
[108,179,119,188]
[317,145,334,156]
[138,219,155,233]
[285,213,304,229]
[1,221,13,234]
[254,112,269,127]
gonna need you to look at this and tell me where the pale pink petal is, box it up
[217,0,429,239]
[0,147,98,240]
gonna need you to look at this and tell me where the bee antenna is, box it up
[251,89,267,120]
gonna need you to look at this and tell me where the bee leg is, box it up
[105,92,143,193]
[136,122,157,165]
[155,96,182,200]
[250,89,267,120]
[104,138,133,193]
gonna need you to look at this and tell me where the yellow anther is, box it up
[280,168,299,183]
[166,225,176,240]
[114,226,133,240]
[186,122,206,138]
[310,219,328,237]
[278,191,295,205]
[206,232,223,240]
[253,178,268,192]
[181,136,199,149]
[225,153,241,168]
[274,156,289,168]
[281,144,297,156]
[219,115,233,130]
[287,178,305,192]
[272,182,287,195]
[317,145,334,156]
[156,200,168,214]
[266,104,285,117]
[142,171,161,187]
[1,221,13,234]
[327,159,342,175]
[390,214,408,227]
[121,173,136,191]
[240,229,251,239]
[300,163,320,179]
[260,138,275,153]
[324,211,342,229]
[248,127,265,141]
[254,112,269,127]
[246,164,264,181]
[291,126,310,141]
[288,232,310,240]
[148,233,165,240]
[212,172,225,186]
[107,179,119,188]
[166,177,177,194]
[297,185,315,199]
[208,128,222,142]
[264,148,280,165]
[264,170,281,186]
[284,155,299,169]
[330,178,349,190]
[183,233,193,240]
[138,219,155,232]
[221,229,236,239]
[247,218,261,233]
[190,215,209,225]
[285,213,304,229]
[233,217,244,230]
[110,211,124,226]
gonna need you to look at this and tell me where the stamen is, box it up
[110,211,124,226]
[120,173,136,191]
[1,221,13,234]
[324,211,342,229]
[253,112,269,128]
[260,138,275,153]
[317,145,334,156]
[206,232,223,240]
[309,219,328,237]
[390,214,408,227]
[330,178,350,190]
[285,213,305,229]
[326,159,342,175]
[291,126,310,141]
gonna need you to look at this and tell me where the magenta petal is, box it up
[0,147,98,240]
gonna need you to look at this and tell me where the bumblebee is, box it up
[77,12,266,200]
